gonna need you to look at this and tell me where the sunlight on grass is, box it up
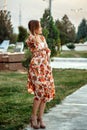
[57,51,87,58]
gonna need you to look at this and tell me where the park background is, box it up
[0,0,87,130]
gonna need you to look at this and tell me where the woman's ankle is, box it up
[37,115,42,119]
[31,114,37,119]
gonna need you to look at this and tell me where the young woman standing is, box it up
[26,20,55,129]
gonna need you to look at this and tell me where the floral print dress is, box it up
[26,34,55,102]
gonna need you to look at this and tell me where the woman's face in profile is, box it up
[35,22,42,35]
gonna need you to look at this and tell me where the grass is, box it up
[0,69,87,130]
[57,50,87,58]
[7,46,15,53]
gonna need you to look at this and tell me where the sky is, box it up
[0,0,87,33]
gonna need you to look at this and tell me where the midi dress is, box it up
[26,34,55,102]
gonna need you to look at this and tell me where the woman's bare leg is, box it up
[30,98,41,128]
[37,100,46,128]
[38,101,46,118]
[32,98,41,117]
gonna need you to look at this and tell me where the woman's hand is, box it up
[41,47,51,53]
[41,47,51,62]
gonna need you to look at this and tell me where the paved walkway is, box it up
[51,58,87,70]
[24,84,87,130]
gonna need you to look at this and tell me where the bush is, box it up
[66,43,75,50]
[10,33,18,43]
[22,49,32,70]
[18,26,28,48]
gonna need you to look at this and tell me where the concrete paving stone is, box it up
[24,84,87,130]
[50,58,87,70]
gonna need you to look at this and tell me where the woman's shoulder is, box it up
[26,34,36,44]
[28,34,35,41]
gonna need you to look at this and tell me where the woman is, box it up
[26,20,55,129]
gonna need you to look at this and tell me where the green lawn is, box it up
[0,69,87,130]
[57,50,87,58]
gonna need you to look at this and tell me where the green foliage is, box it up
[47,17,59,56]
[76,18,87,42]
[42,28,49,39]
[22,49,32,69]
[10,33,18,43]
[55,15,76,45]
[57,36,61,54]
[18,26,28,47]
[83,36,87,43]
[66,43,75,50]
[0,10,13,43]
[40,9,59,57]
[40,9,51,29]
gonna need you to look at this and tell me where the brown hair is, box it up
[28,20,39,35]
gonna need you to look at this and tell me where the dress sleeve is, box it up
[40,35,48,48]
[40,35,51,62]
[26,36,37,53]
[42,36,51,53]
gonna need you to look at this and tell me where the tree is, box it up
[76,18,87,42]
[40,9,60,56]
[55,19,69,45]
[40,9,51,29]
[0,10,13,43]
[18,26,28,47]
[55,15,76,45]
[10,33,18,44]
